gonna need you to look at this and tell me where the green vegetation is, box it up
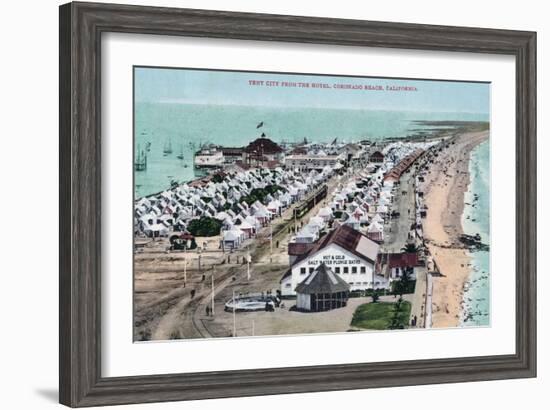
[241,185,283,206]
[391,267,416,296]
[349,288,390,298]
[401,242,420,253]
[391,279,416,296]
[187,217,222,237]
[211,173,224,183]
[351,301,411,330]
[388,298,409,330]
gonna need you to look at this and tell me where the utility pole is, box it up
[183,254,187,287]
[184,240,191,287]
[232,289,236,337]
[270,220,273,263]
[211,269,215,316]
[198,248,202,274]
[246,246,251,282]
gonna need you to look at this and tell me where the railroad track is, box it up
[190,265,242,338]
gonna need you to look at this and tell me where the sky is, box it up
[134,66,490,114]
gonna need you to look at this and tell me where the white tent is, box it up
[238,220,255,238]
[288,186,299,198]
[308,216,325,229]
[371,213,384,225]
[245,215,261,230]
[139,213,158,225]
[254,207,271,218]
[267,199,282,215]
[144,223,169,238]
[334,193,346,202]
[368,221,383,231]
[317,206,333,221]
[215,211,230,221]
[222,228,245,249]
[278,192,292,207]
[295,224,319,243]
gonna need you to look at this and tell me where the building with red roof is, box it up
[280,224,387,296]
[243,135,284,167]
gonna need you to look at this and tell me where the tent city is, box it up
[133,67,490,341]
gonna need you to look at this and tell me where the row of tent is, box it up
[290,141,434,245]
[134,166,335,239]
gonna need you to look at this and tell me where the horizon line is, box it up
[135,100,489,116]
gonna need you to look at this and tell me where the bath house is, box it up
[281,224,388,297]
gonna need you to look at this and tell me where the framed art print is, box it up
[59,2,536,407]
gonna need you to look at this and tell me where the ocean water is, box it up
[134,102,488,198]
[461,139,490,326]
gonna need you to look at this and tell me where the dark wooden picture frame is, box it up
[59,1,536,407]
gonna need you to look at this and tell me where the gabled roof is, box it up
[378,252,424,268]
[288,242,315,256]
[293,224,379,266]
[295,263,350,294]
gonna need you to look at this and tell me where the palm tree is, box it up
[401,266,413,289]
[393,281,404,298]
[401,242,419,253]
[388,298,403,329]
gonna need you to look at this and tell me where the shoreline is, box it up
[459,141,490,326]
[419,129,489,328]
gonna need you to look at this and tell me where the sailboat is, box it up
[134,144,147,171]
[177,143,184,160]
[163,138,173,155]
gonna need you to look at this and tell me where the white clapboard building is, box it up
[281,224,387,297]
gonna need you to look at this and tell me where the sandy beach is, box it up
[420,130,489,328]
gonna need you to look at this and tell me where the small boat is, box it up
[134,144,147,171]
[177,143,184,160]
[163,138,173,155]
